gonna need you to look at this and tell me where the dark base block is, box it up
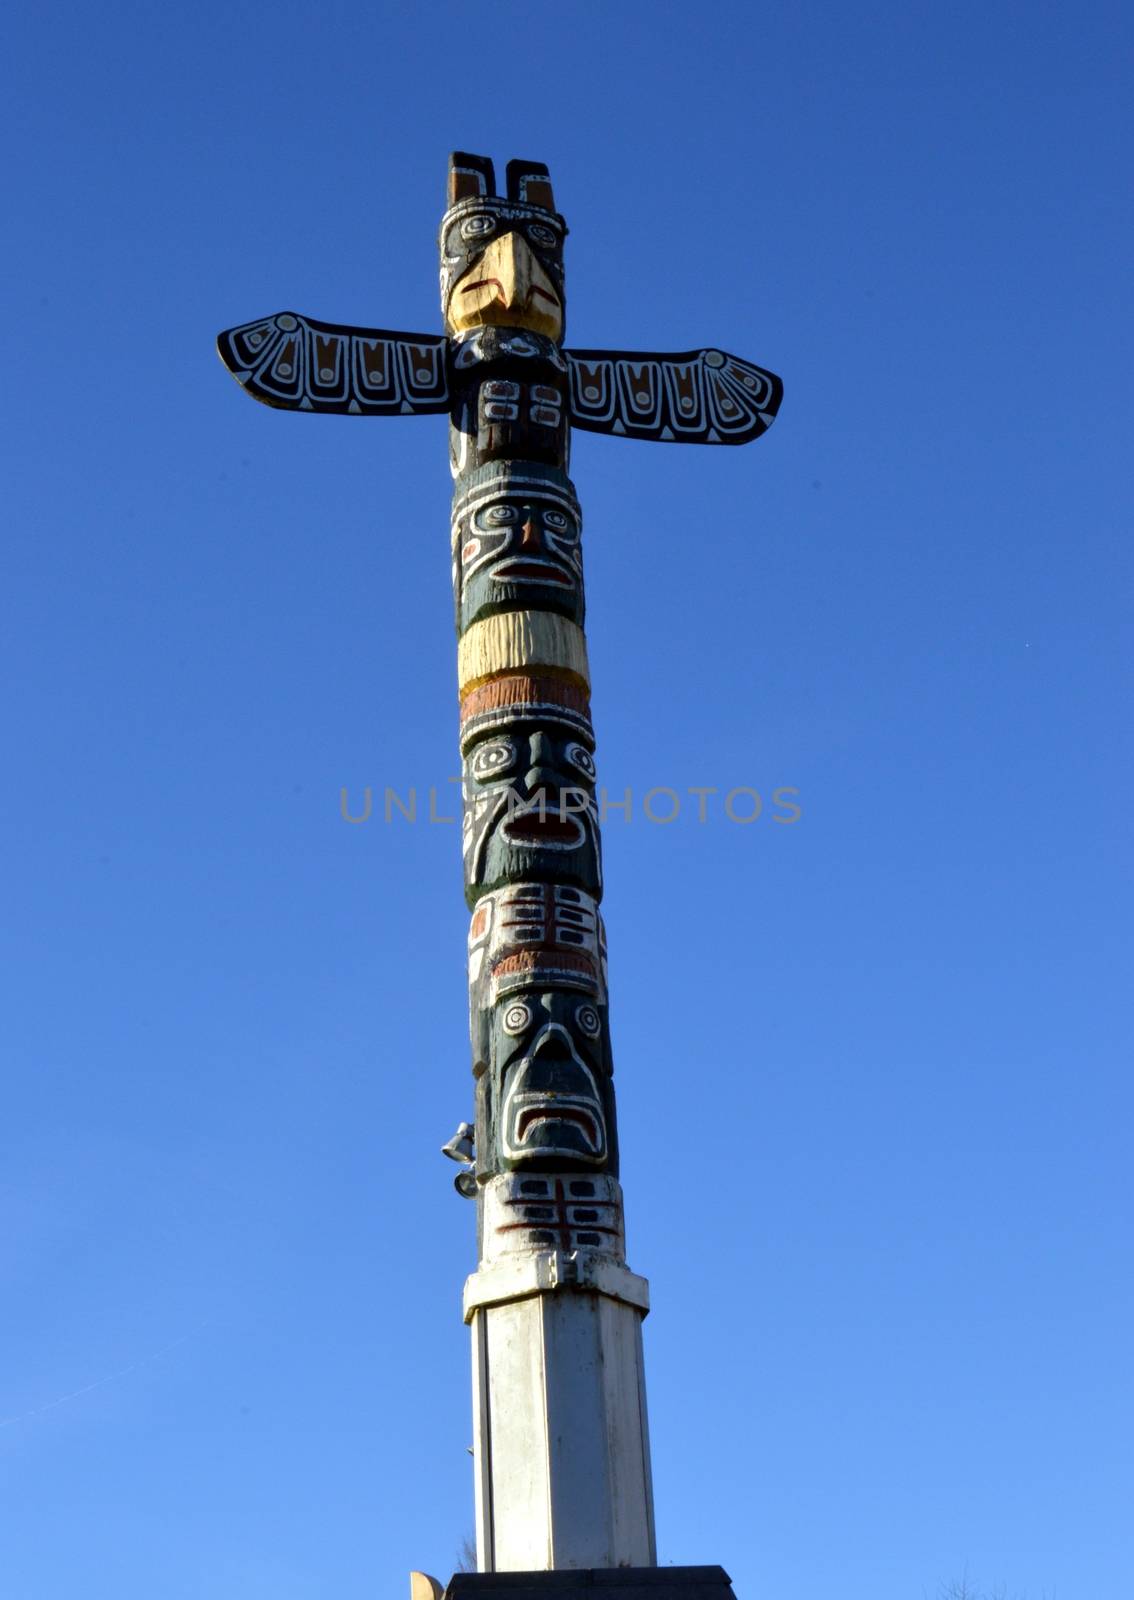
[445,1569,736,1600]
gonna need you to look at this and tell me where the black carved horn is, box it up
[505,158,555,213]
[448,152,496,205]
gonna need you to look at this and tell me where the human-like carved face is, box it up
[462,730,600,903]
[440,200,566,341]
[476,990,615,1173]
[452,465,582,629]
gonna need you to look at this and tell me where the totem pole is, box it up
[217,153,782,1600]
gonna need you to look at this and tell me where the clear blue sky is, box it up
[3,3,1131,1597]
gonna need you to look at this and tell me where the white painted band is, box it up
[463,1251,650,1323]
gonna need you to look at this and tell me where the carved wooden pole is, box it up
[443,155,651,1573]
[217,150,782,1596]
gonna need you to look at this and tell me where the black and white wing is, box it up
[216,312,449,416]
[566,346,782,445]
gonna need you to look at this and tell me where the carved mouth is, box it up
[516,1103,599,1145]
[501,808,586,849]
[493,559,570,585]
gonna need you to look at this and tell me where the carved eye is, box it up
[527,223,556,247]
[484,505,519,525]
[462,213,496,241]
[472,738,518,780]
[503,1002,532,1035]
[575,1003,601,1038]
[543,509,576,538]
[565,743,596,782]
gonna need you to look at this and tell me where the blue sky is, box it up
[3,2,1131,1597]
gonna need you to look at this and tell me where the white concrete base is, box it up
[467,1256,656,1573]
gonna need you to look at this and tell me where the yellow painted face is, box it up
[446,230,563,341]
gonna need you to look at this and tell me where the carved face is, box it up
[463,730,600,903]
[440,200,566,341]
[476,990,615,1173]
[452,465,583,629]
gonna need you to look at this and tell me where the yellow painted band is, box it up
[458,611,590,696]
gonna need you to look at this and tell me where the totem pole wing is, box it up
[216,312,449,416]
[565,346,782,445]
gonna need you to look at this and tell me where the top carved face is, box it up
[440,201,566,342]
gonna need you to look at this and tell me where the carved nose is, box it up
[525,731,554,792]
[493,230,534,310]
[520,516,543,551]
